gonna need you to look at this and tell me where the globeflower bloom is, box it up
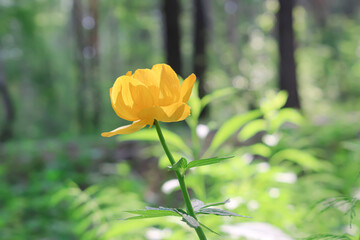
[101,64,196,137]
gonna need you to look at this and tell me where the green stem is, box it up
[154,120,207,240]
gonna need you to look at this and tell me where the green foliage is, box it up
[124,207,182,220]
[186,156,233,169]
[1,1,360,239]
[118,128,192,155]
[206,110,262,155]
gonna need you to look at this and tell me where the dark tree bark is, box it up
[89,0,101,129]
[193,0,208,99]
[277,0,300,109]
[310,0,328,27]
[72,0,102,131]
[0,60,15,142]
[72,0,88,131]
[162,0,182,75]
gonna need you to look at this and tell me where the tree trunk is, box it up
[89,0,101,129]
[162,0,182,75]
[193,0,208,99]
[277,0,300,109]
[0,59,15,142]
[72,0,88,131]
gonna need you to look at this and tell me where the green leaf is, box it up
[248,143,272,158]
[117,128,192,155]
[124,207,180,220]
[124,207,201,229]
[186,156,233,170]
[206,110,262,155]
[187,82,201,121]
[192,199,230,212]
[269,108,304,133]
[260,90,288,114]
[270,149,332,171]
[169,157,188,175]
[191,199,205,211]
[201,199,230,209]
[159,152,182,169]
[238,119,267,141]
[175,209,200,228]
[199,222,220,235]
[196,208,250,218]
[201,87,237,109]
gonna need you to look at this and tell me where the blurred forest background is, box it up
[1,0,360,239]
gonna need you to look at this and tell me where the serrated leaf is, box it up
[196,208,251,218]
[173,209,200,228]
[187,156,233,169]
[191,199,205,211]
[117,128,191,155]
[124,207,180,220]
[238,119,267,141]
[201,199,230,209]
[206,110,262,155]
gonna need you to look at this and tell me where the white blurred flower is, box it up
[242,153,254,164]
[247,200,259,210]
[222,222,293,240]
[196,124,210,139]
[345,224,358,235]
[146,227,171,240]
[275,172,297,184]
[225,197,244,210]
[263,134,279,146]
[353,188,360,200]
[161,179,179,194]
[268,188,280,198]
[257,162,270,173]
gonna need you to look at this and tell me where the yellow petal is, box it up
[101,120,147,137]
[133,69,160,105]
[160,102,190,122]
[110,88,137,121]
[126,71,132,76]
[137,103,190,123]
[180,73,196,103]
[128,81,154,113]
[153,64,181,106]
[137,107,159,124]
[110,77,138,121]
[133,68,159,87]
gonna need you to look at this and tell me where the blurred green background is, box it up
[0,0,359,239]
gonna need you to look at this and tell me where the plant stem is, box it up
[154,120,207,240]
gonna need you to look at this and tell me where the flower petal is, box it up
[126,71,132,76]
[101,120,147,137]
[137,103,190,123]
[180,73,196,103]
[133,69,160,104]
[128,81,154,113]
[133,68,159,87]
[110,77,138,121]
[153,64,181,106]
[160,102,190,122]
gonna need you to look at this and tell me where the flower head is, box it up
[101,64,196,137]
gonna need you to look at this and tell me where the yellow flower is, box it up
[101,64,196,137]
